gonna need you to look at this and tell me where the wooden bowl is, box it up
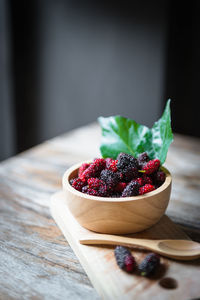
[62,162,172,234]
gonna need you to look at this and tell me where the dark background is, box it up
[1,0,199,161]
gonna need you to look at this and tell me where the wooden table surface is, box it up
[0,123,200,300]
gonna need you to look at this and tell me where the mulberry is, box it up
[121,166,138,182]
[137,152,149,168]
[93,158,106,170]
[108,160,118,172]
[139,253,160,276]
[135,177,144,186]
[142,174,153,185]
[70,154,165,198]
[88,178,105,190]
[105,158,113,168]
[69,179,74,185]
[115,182,127,193]
[154,171,166,187]
[98,184,110,197]
[71,178,85,191]
[100,169,119,187]
[117,152,138,171]
[122,180,140,197]
[114,246,136,273]
[86,188,100,196]
[82,185,89,193]
[78,163,90,177]
[139,184,155,195]
[142,159,160,175]
[87,177,109,196]
[80,159,105,182]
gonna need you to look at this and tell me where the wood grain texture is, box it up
[51,191,200,300]
[0,122,200,299]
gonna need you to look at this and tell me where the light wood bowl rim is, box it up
[62,160,172,203]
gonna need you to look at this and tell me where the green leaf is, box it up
[98,99,173,165]
[151,99,173,164]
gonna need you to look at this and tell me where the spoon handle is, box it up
[79,234,158,251]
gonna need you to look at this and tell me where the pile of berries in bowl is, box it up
[63,152,172,234]
[70,152,166,198]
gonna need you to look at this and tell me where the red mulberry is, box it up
[108,160,118,172]
[139,184,155,195]
[142,159,160,175]
[105,158,113,168]
[86,188,100,196]
[71,178,85,191]
[80,159,105,182]
[115,182,127,193]
[78,163,90,177]
[88,178,105,190]
[135,177,144,186]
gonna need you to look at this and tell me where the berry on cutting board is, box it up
[114,246,136,273]
[139,253,160,276]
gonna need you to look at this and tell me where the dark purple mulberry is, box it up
[69,179,74,185]
[82,185,89,193]
[139,253,160,276]
[154,171,166,187]
[115,182,127,193]
[137,152,149,168]
[142,174,153,185]
[122,180,140,197]
[98,184,110,197]
[111,193,121,198]
[114,246,136,273]
[121,166,138,182]
[117,152,138,171]
[100,169,119,188]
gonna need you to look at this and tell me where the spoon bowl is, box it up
[157,240,200,259]
[79,235,200,260]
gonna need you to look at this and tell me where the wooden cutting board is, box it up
[50,191,200,300]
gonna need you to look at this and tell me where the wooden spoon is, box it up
[79,234,200,260]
